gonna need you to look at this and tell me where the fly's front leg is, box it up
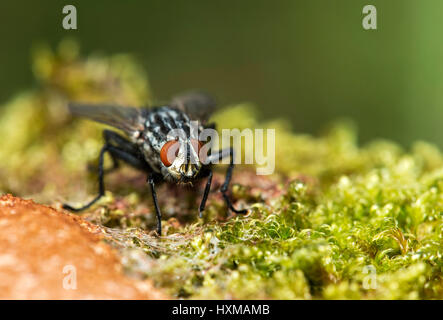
[147,173,162,236]
[198,169,213,218]
[63,144,109,212]
[206,147,248,215]
[63,130,150,212]
[88,130,139,174]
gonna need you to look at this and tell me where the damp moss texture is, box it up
[1,41,442,299]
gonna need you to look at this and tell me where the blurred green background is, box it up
[1,0,442,146]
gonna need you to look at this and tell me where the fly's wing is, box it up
[170,91,217,123]
[68,103,145,134]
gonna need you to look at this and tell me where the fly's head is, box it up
[159,137,206,184]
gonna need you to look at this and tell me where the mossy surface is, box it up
[1,41,443,299]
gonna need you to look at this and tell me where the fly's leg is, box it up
[147,173,162,235]
[88,130,139,174]
[195,122,217,218]
[220,148,248,214]
[63,130,149,212]
[206,147,248,215]
[63,144,108,212]
[88,153,119,174]
[198,169,213,218]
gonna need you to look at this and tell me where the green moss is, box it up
[1,41,443,299]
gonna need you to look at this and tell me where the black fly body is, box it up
[62,91,248,235]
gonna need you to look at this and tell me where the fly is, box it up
[62,91,248,235]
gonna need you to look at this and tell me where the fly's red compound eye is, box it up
[160,140,180,167]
